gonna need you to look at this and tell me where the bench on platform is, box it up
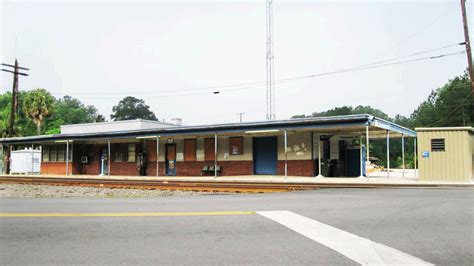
[201,165,221,176]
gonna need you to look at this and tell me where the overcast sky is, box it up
[1,0,472,125]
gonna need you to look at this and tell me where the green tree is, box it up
[0,92,12,137]
[0,92,38,137]
[352,105,390,120]
[311,106,353,117]
[22,89,55,135]
[110,96,157,121]
[1,91,105,137]
[297,105,390,121]
[291,114,306,119]
[43,95,106,134]
[412,73,473,127]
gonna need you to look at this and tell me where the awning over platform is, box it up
[0,114,416,145]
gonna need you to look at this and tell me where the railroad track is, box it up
[0,176,471,193]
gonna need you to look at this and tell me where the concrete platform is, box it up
[3,169,473,187]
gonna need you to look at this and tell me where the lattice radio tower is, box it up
[266,0,275,120]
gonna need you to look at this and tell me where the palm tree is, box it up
[23,89,55,135]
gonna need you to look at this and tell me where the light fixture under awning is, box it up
[54,140,73,143]
[136,136,160,139]
[244,129,280,134]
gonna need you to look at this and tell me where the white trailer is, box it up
[10,148,41,175]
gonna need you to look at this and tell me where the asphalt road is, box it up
[1,188,473,265]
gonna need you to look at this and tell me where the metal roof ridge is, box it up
[60,119,175,128]
[415,126,473,131]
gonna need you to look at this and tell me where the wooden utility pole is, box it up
[460,0,474,93]
[1,59,29,174]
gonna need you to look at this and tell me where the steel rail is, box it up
[0,176,472,193]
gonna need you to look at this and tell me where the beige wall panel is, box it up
[330,136,340,160]
[216,136,253,161]
[176,139,184,162]
[471,135,474,178]
[159,141,166,161]
[278,132,312,160]
[418,130,472,181]
[196,138,205,162]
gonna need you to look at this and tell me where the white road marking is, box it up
[257,211,432,266]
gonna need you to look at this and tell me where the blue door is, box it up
[345,146,366,177]
[253,137,278,175]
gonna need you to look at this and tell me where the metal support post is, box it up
[366,125,370,162]
[317,136,323,178]
[386,130,390,178]
[214,133,218,178]
[401,134,405,178]
[156,136,160,177]
[31,144,34,174]
[414,138,417,178]
[71,143,73,175]
[359,136,363,178]
[8,145,12,175]
[366,125,370,179]
[107,139,111,176]
[65,141,69,176]
[284,130,288,179]
[311,132,315,176]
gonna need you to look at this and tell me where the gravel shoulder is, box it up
[0,183,233,198]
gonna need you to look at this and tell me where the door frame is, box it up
[165,143,177,176]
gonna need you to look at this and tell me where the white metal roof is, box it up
[60,119,177,134]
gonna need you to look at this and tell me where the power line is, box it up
[370,6,453,60]
[49,42,466,97]
[338,43,465,71]
[263,50,466,84]
[435,102,473,109]
[74,50,466,100]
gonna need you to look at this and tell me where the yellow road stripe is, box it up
[0,211,256,217]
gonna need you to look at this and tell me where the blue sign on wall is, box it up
[422,151,430,158]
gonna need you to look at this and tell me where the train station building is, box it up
[0,115,416,178]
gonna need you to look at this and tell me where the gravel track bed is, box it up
[0,183,232,198]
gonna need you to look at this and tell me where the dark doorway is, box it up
[253,136,278,175]
[345,146,366,177]
[165,144,177,176]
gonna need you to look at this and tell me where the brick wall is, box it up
[219,161,253,176]
[42,151,313,177]
[145,160,253,176]
[146,141,157,161]
[79,145,101,175]
[277,160,314,177]
[145,162,166,176]
[110,162,139,176]
[41,162,72,175]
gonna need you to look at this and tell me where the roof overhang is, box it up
[0,114,416,145]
